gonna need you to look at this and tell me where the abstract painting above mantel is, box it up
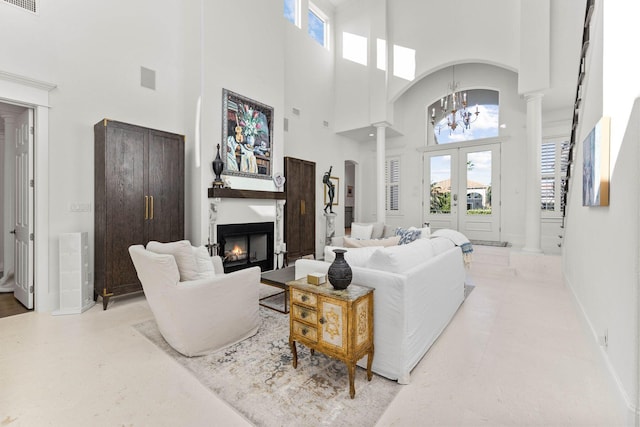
[582,116,610,207]
[222,88,273,180]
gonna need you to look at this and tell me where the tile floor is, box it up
[0,247,628,426]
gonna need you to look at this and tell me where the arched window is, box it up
[428,89,499,144]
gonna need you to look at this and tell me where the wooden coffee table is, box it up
[260,266,295,313]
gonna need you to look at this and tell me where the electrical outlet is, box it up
[598,329,608,349]
[70,203,91,212]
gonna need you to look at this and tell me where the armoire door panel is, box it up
[147,131,184,243]
[104,125,146,290]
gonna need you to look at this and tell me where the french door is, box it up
[424,143,501,242]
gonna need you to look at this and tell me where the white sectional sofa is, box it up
[294,237,465,384]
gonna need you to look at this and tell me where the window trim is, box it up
[308,2,330,49]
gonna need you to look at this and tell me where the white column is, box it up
[522,93,543,253]
[374,123,388,224]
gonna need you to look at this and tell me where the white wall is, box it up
[283,1,364,257]
[0,0,187,310]
[562,0,640,420]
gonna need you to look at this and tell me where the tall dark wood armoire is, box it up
[284,157,316,262]
[94,119,184,309]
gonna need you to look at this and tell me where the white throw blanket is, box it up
[431,229,473,266]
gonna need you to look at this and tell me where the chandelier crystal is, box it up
[430,67,480,135]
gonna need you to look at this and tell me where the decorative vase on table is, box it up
[327,249,352,290]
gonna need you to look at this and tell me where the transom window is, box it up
[308,3,328,48]
[428,89,499,145]
[284,0,300,27]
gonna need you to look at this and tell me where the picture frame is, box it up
[221,89,273,179]
[323,176,339,206]
[582,116,610,207]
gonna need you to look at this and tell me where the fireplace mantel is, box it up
[208,188,286,200]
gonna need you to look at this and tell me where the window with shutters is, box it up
[385,157,400,213]
[541,139,570,214]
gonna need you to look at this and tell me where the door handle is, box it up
[9,229,15,235]
[150,196,154,220]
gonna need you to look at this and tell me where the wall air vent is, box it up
[3,0,37,13]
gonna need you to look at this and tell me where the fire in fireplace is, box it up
[217,222,274,273]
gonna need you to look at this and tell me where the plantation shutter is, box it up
[385,158,400,212]
[541,140,570,212]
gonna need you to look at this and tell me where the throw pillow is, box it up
[351,223,373,240]
[370,222,386,239]
[343,236,400,248]
[395,227,422,245]
[192,245,216,277]
[409,225,431,239]
[146,240,199,282]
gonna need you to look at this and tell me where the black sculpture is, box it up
[323,166,335,213]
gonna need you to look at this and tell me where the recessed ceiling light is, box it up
[369,133,374,137]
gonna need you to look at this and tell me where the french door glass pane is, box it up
[466,151,492,214]
[430,155,451,214]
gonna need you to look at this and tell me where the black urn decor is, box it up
[327,249,352,290]
[212,144,224,188]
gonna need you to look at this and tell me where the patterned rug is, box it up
[133,307,400,427]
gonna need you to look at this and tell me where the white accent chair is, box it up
[128,242,260,357]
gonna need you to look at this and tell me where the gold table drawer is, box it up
[291,288,317,307]
[292,304,317,324]
[292,320,318,342]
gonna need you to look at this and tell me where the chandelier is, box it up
[430,66,479,135]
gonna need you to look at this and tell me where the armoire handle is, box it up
[144,196,149,220]
[150,196,154,219]
[300,200,305,215]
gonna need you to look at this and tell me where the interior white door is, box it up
[13,109,34,309]
[424,143,501,242]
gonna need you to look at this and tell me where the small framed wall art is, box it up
[582,116,610,207]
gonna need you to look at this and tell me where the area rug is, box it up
[133,307,400,427]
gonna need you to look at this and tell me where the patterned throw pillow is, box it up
[395,227,422,245]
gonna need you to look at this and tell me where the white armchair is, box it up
[128,243,260,357]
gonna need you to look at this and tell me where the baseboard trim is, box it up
[564,272,639,424]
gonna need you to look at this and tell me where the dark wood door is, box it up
[284,157,315,261]
[147,130,184,243]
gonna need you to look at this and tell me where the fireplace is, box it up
[217,222,274,273]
